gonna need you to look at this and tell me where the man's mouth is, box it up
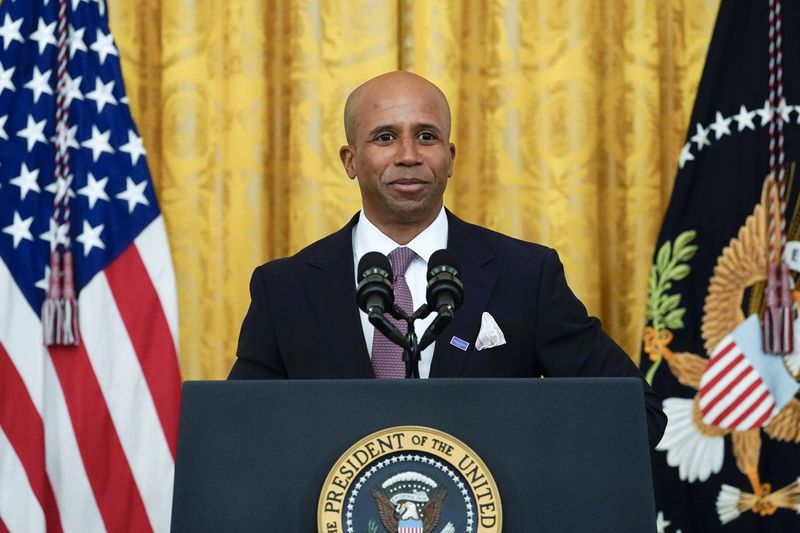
[388,178,429,193]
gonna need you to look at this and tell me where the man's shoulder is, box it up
[253,214,356,277]
[448,212,555,262]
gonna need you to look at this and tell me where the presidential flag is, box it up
[0,1,180,532]
[641,0,800,531]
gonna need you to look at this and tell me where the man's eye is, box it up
[418,132,437,141]
[375,133,394,142]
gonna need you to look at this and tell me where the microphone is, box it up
[425,249,464,319]
[356,252,394,315]
[419,250,463,352]
[356,252,407,350]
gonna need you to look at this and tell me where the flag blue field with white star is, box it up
[0,1,181,532]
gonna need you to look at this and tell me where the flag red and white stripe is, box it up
[0,1,181,530]
[0,217,180,533]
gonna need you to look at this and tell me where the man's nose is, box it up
[394,136,422,166]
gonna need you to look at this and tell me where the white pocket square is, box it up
[475,312,506,351]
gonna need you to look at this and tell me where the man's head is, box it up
[340,71,456,244]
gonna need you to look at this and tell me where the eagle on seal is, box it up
[371,486,445,533]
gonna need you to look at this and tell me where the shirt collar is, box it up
[353,207,448,265]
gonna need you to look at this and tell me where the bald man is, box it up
[339,72,455,245]
[229,72,666,447]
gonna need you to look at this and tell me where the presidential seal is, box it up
[318,426,502,533]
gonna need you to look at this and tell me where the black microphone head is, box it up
[426,249,463,311]
[427,249,460,281]
[356,252,394,313]
[358,251,393,281]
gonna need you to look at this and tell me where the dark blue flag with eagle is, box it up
[640,0,800,531]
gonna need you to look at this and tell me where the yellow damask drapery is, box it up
[108,0,719,380]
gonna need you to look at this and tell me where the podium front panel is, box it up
[171,378,656,532]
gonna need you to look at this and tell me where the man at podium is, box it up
[228,71,666,447]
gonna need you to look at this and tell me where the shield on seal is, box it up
[398,520,423,533]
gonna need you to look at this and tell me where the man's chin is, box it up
[385,200,441,224]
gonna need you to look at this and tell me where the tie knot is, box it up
[388,246,416,279]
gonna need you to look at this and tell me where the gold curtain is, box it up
[108,0,719,380]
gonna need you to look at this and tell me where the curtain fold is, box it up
[109,0,719,380]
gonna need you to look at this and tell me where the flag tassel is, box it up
[762,263,781,353]
[779,261,793,353]
[61,249,80,345]
[42,249,80,347]
[42,250,62,345]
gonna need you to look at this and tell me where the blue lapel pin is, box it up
[449,336,470,351]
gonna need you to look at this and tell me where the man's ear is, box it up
[447,143,456,177]
[339,145,357,179]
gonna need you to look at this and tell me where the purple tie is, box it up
[371,246,416,378]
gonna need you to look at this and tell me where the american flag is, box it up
[0,1,181,532]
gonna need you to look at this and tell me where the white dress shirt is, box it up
[352,207,449,379]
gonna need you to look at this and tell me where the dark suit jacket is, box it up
[229,211,667,446]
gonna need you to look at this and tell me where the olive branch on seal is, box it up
[367,519,379,533]
[644,230,697,384]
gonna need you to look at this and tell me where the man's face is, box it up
[340,76,456,232]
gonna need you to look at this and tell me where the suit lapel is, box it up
[429,212,497,377]
[304,214,374,378]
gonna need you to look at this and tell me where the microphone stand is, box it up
[366,306,424,378]
[400,304,429,379]
[368,303,455,379]
[369,305,424,379]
